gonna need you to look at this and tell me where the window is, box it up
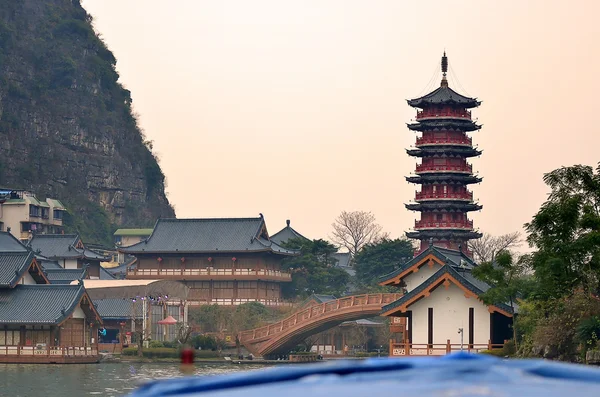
[0,330,21,346]
[41,208,49,219]
[29,206,40,217]
[53,209,63,220]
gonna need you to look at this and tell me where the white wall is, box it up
[20,271,37,285]
[64,259,78,269]
[71,305,85,319]
[121,236,144,247]
[409,283,490,345]
[403,264,440,292]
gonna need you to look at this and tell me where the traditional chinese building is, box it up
[120,216,298,306]
[0,232,102,363]
[405,52,482,257]
[379,54,513,356]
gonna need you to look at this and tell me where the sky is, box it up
[81,0,600,245]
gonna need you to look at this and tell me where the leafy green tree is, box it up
[525,164,600,299]
[472,250,530,347]
[281,238,350,299]
[353,238,414,291]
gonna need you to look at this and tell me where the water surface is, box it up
[0,362,265,397]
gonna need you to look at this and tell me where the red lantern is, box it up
[232,257,237,262]
[181,257,186,263]
[157,257,163,263]
[207,257,212,262]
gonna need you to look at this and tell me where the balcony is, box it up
[416,136,472,147]
[415,190,473,201]
[414,220,474,230]
[127,268,293,282]
[416,109,471,121]
[187,298,293,307]
[415,163,472,174]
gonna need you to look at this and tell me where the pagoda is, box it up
[405,52,482,256]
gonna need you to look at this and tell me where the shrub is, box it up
[148,341,164,348]
[479,349,506,357]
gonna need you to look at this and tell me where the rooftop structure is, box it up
[114,228,154,248]
[270,220,308,245]
[405,53,482,257]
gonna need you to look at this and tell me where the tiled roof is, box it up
[0,284,86,324]
[28,234,110,261]
[340,319,384,327]
[120,218,299,256]
[407,86,480,108]
[45,268,87,284]
[407,120,481,132]
[0,251,36,288]
[381,265,513,315]
[332,252,352,268]
[114,228,154,237]
[94,298,143,320]
[0,232,29,252]
[270,221,309,245]
[38,258,62,270]
[379,245,476,283]
[99,266,116,280]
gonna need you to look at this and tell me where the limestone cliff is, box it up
[0,0,175,244]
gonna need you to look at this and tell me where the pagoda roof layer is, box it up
[406,230,483,240]
[408,121,481,132]
[406,175,482,185]
[405,202,482,212]
[408,86,481,109]
[406,148,482,158]
[120,217,299,256]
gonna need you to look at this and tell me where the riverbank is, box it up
[103,354,311,365]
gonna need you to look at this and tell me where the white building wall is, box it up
[409,283,490,345]
[0,203,28,239]
[64,259,79,269]
[121,236,144,247]
[20,271,37,285]
[72,305,85,319]
[403,265,440,292]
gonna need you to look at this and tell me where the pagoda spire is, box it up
[441,51,448,87]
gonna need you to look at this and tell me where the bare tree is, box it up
[330,211,386,256]
[468,232,522,263]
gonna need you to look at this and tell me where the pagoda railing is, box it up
[415,163,472,174]
[414,220,474,230]
[127,268,292,281]
[416,110,471,121]
[415,191,473,201]
[415,136,472,146]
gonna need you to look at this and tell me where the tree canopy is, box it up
[353,238,414,291]
[280,238,350,299]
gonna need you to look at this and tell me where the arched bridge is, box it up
[239,293,402,357]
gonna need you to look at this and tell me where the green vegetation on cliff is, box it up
[0,0,174,245]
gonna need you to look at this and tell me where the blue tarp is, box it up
[129,353,600,397]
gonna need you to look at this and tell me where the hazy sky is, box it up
[82,0,600,245]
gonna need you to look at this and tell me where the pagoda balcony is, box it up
[415,191,473,201]
[126,268,292,282]
[414,220,474,230]
[416,109,471,121]
[415,163,473,174]
[416,136,472,147]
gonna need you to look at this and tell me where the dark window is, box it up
[41,208,49,219]
[436,214,443,221]
[428,308,434,346]
[29,206,40,217]
[53,209,63,220]
[469,308,474,347]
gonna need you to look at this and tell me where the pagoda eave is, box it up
[406,148,482,158]
[405,203,482,212]
[406,175,483,185]
[406,230,483,240]
[407,122,481,133]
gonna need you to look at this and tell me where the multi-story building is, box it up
[0,189,66,241]
[120,216,299,306]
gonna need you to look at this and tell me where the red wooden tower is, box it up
[405,53,482,256]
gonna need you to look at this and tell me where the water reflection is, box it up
[0,362,265,397]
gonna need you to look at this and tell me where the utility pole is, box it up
[458,328,464,351]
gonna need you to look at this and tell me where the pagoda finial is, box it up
[441,51,448,87]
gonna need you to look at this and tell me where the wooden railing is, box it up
[416,163,473,174]
[239,293,402,343]
[416,137,472,146]
[390,340,503,356]
[0,346,98,357]
[415,220,474,230]
[416,110,471,120]
[187,298,292,307]
[415,191,473,201]
[127,268,292,280]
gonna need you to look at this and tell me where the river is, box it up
[0,362,266,397]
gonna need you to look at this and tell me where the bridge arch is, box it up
[239,293,402,356]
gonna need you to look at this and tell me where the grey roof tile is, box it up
[38,258,62,270]
[94,298,143,320]
[99,266,116,280]
[0,284,86,324]
[270,222,309,245]
[28,234,110,261]
[44,268,87,284]
[332,252,352,268]
[0,232,29,252]
[0,251,36,288]
[408,86,480,108]
[121,218,299,256]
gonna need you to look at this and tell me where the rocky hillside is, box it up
[0,0,175,245]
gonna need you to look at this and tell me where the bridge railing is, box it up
[239,293,402,343]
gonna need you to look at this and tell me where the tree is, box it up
[524,164,600,299]
[472,250,529,348]
[468,232,523,264]
[230,302,272,355]
[281,238,350,299]
[353,238,414,291]
[331,211,387,257]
